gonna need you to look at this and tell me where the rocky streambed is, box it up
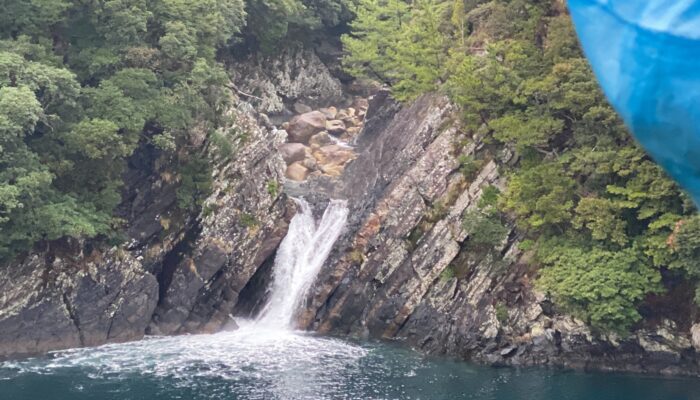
[2,44,700,378]
[278,99,367,182]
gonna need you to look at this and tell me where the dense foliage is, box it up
[0,0,351,261]
[344,0,700,331]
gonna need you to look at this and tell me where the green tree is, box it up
[537,245,662,332]
[501,162,576,233]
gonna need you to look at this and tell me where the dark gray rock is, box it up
[0,249,158,359]
[289,91,700,377]
[231,46,344,115]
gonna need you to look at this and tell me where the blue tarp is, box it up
[568,0,700,202]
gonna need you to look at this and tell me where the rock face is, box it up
[0,45,332,358]
[287,111,327,143]
[0,248,158,359]
[288,91,700,377]
[147,98,292,335]
[0,92,291,358]
[231,46,344,115]
[0,41,357,358]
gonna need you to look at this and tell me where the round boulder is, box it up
[326,120,346,135]
[285,162,310,181]
[309,131,333,147]
[286,111,327,143]
[279,143,309,164]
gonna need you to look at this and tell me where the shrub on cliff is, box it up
[342,0,697,333]
[537,244,662,333]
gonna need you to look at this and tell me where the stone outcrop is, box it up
[0,91,292,358]
[0,44,344,358]
[278,99,367,181]
[230,46,344,116]
[147,98,293,335]
[288,91,700,377]
[0,247,158,359]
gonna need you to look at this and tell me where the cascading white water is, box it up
[255,198,348,330]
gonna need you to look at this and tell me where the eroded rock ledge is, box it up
[2,43,700,378]
[291,91,700,377]
[0,46,334,359]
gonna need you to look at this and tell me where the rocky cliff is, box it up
[291,91,700,377]
[2,45,700,377]
[0,46,338,359]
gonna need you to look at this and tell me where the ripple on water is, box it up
[3,325,700,400]
[0,324,374,400]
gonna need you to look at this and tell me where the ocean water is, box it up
[0,327,698,400]
[3,198,698,399]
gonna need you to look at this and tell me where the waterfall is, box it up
[255,198,348,330]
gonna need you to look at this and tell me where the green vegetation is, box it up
[342,0,449,100]
[458,155,483,180]
[440,265,456,281]
[344,0,700,332]
[239,212,258,228]
[537,245,662,332]
[0,0,352,262]
[267,180,279,198]
[0,0,240,260]
[495,302,508,324]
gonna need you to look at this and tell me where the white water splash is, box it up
[256,198,348,329]
[0,198,358,399]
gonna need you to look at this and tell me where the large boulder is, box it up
[309,144,357,177]
[286,162,310,181]
[279,142,308,164]
[309,131,333,147]
[312,144,356,167]
[326,120,346,135]
[287,111,327,143]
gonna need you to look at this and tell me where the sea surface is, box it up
[0,326,698,400]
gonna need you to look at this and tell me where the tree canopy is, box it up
[343,0,700,332]
[0,0,351,261]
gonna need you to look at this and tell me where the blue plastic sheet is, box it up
[568,0,700,202]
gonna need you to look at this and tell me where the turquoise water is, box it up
[0,327,698,400]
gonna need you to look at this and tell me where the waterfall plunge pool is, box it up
[3,199,700,399]
[1,327,699,400]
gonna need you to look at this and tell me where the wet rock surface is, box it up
[277,97,367,182]
[289,91,700,377]
[2,41,700,378]
[0,248,158,359]
[0,46,336,358]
